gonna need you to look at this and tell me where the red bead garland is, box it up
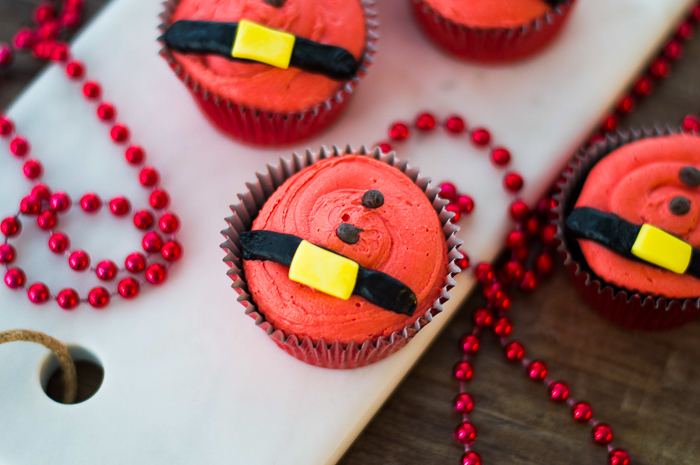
[0,3,181,310]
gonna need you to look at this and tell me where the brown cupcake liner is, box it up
[158,0,378,146]
[552,125,700,331]
[220,146,462,368]
[410,0,574,62]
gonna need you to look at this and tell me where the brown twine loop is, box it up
[0,329,77,404]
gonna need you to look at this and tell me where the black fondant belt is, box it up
[164,19,360,80]
[566,207,700,278]
[239,230,418,316]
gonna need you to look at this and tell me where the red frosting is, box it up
[171,0,367,113]
[422,0,551,28]
[243,155,449,344]
[575,134,700,299]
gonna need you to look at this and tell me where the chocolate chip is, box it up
[362,190,384,209]
[670,196,691,215]
[680,166,700,187]
[264,0,287,6]
[337,223,364,244]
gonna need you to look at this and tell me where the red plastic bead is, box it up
[0,43,12,67]
[506,230,526,250]
[10,136,29,157]
[453,421,477,445]
[133,210,154,230]
[64,0,85,13]
[513,245,529,262]
[110,124,129,143]
[377,142,392,153]
[527,360,548,381]
[118,277,140,298]
[541,224,558,245]
[149,189,170,209]
[0,244,16,264]
[678,21,695,41]
[13,29,36,50]
[650,57,671,78]
[593,424,613,445]
[445,116,465,134]
[32,40,54,60]
[95,260,118,281]
[494,294,512,312]
[520,270,538,292]
[109,197,131,216]
[456,250,470,270]
[461,451,482,465]
[601,115,619,132]
[22,159,43,179]
[504,172,524,192]
[82,81,101,99]
[473,308,493,327]
[471,128,491,146]
[415,112,436,131]
[69,250,90,271]
[549,381,570,402]
[50,42,69,62]
[34,4,56,23]
[538,197,554,216]
[474,263,495,285]
[161,241,182,262]
[60,11,81,28]
[505,341,525,361]
[692,4,700,22]
[491,147,510,166]
[65,60,84,79]
[125,252,146,273]
[389,122,409,141]
[20,196,41,215]
[457,195,474,214]
[484,282,504,302]
[617,95,636,114]
[535,253,553,274]
[142,232,163,253]
[88,287,110,309]
[80,193,101,212]
[461,334,480,354]
[48,233,70,253]
[0,116,14,136]
[445,204,461,222]
[27,283,49,304]
[4,268,26,289]
[145,263,167,285]
[683,115,700,132]
[439,182,457,200]
[125,145,145,165]
[49,191,71,212]
[454,393,474,413]
[159,212,180,233]
[57,288,79,310]
[633,75,654,96]
[609,449,630,465]
[664,39,684,60]
[454,361,473,381]
[572,402,593,423]
[139,167,159,187]
[37,21,59,40]
[493,317,513,337]
[34,184,53,201]
[97,103,116,121]
[509,200,530,222]
[1,217,21,237]
[525,216,541,236]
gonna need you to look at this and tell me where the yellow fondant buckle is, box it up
[231,19,295,69]
[288,240,359,300]
[631,224,692,274]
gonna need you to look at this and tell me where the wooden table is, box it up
[2,2,700,464]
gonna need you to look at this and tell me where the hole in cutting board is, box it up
[40,345,104,404]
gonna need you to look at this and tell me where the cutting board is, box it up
[0,0,694,464]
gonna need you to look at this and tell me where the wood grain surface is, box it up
[2,2,700,464]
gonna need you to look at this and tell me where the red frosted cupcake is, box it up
[554,129,700,330]
[159,0,377,145]
[221,147,461,368]
[410,0,574,62]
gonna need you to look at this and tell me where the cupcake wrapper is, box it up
[158,0,379,146]
[410,0,574,62]
[552,125,700,331]
[220,146,462,368]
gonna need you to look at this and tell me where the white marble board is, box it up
[0,0,695,464]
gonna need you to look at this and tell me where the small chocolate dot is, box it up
[670,196,691,216]
[680,166,700,187]
[337,223,364,245]
[264,0,287,6]
[362,190,384,209]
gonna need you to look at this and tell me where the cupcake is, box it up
[554,128,700,330]
[159,0,377,145]
[410,0,574,62]
[221,146,461,368]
